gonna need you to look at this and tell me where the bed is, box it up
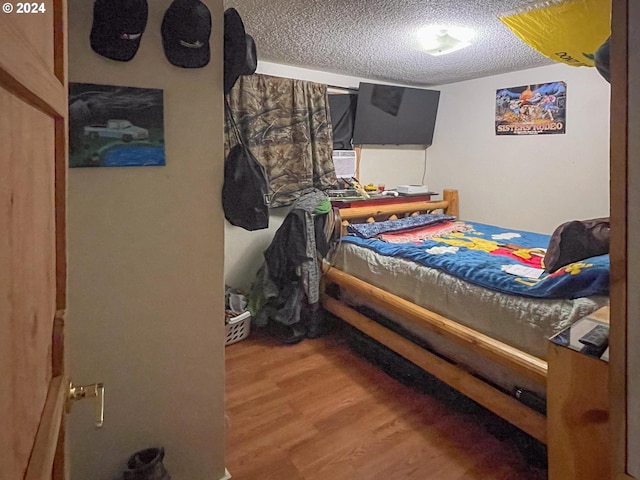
[320,189,609,444]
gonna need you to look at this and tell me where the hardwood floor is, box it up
[225,326,547,480]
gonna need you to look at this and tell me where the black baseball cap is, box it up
[162,0,212,69]
[224,8,248,94]
[90,0,148,62]
[242,34,257,76]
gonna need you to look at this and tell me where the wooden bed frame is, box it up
[320,189,549,444]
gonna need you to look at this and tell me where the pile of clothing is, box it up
[249,189,334,343]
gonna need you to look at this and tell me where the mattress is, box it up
[331,242,609,395]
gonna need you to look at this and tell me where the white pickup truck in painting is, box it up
[83,119,149,142]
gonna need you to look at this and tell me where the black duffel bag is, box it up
[223,101,269,230]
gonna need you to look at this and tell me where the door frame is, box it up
[610,1,639,479]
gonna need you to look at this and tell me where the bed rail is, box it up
[322,264,548,386]
[321,294,547,444]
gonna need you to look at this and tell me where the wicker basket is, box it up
[225,311,251,346]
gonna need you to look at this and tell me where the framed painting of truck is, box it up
[69,82,165,167]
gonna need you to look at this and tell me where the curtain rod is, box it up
[327,84,359,93]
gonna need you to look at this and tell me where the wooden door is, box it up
[0,0,68,478]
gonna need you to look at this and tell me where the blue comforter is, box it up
[342,221,609,299]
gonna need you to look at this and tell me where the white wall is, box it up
[67,1,226,479]
[428,63,610,233]
[357,145,428,189]
[224,208,287,291]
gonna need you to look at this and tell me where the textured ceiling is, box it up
[223,0,556,86]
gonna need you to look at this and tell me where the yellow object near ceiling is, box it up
[500,0,611,67]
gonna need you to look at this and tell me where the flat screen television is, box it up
[352,82,440,146]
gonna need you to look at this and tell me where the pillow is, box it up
[347,213,454,239]
[544,218,610,273]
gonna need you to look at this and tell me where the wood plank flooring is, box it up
[225,327,547,480]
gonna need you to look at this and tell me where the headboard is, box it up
[333,189,459,238]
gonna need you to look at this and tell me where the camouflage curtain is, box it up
[225,73,336,207]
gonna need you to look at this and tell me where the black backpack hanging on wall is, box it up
[223,101,270,231]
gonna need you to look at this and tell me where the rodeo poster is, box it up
[495,81,567,136]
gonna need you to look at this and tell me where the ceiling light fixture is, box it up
[417,25,475,56]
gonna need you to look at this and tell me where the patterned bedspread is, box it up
[342,217,609,299]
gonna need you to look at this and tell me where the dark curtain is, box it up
[225,73,337,207]
[328,93,357,150]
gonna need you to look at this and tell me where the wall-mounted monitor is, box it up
[352,82,440,146]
